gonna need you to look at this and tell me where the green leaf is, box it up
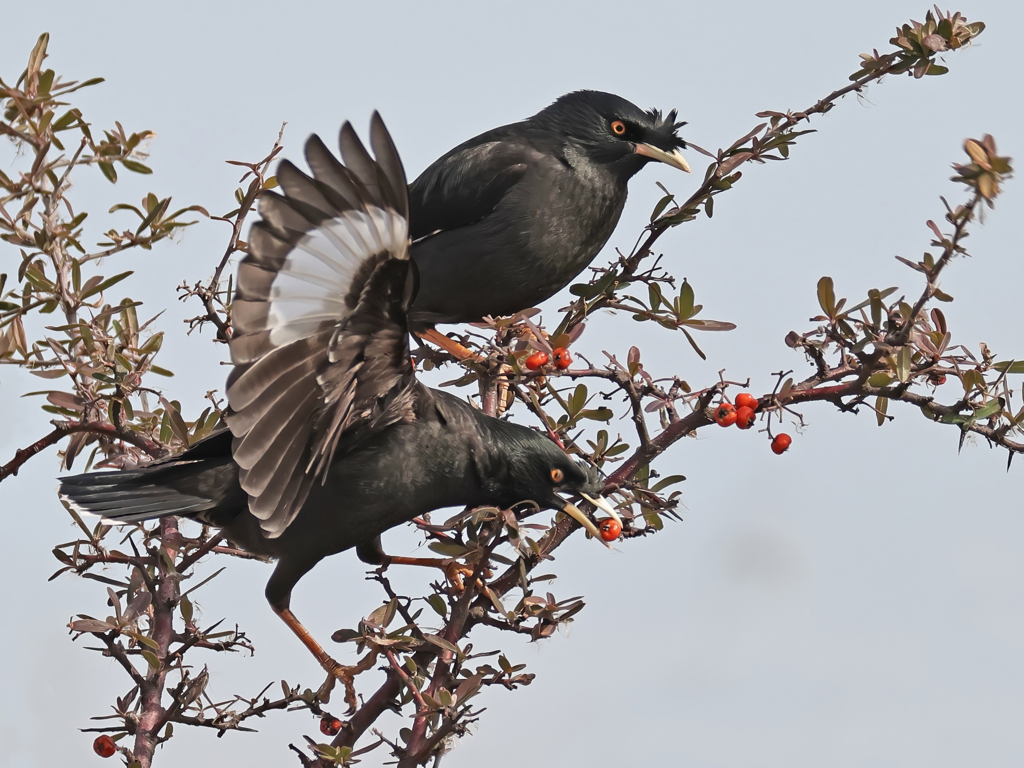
[960,369,984,394]
[136,197,170,235]
[993,360,1024,374]
[817,276,836,318]
[179,594,193,624]
[52,109,82,131]
[896,347,912,383]
[568,384,587,415]
[426,594,447,618]
[424,634,461,656]
[98,162,117,184]
[579,407,613,422]
[121,160,152,175]
[972,398,1004,421]
[677,280,694,319]
[644,511,664,531]
[366,599,397,628]
[330,628,362,643]
[139,333,164,355]
[650,474,686,492]
[141,650,161,670]
[81,270,133,299]
[161,398,190,445]
[650,193,674,222]
[128,632,160,651]
[875,396,888,426]
[427,542,469,558]
[648,284,663,311]
[24,267,54,292]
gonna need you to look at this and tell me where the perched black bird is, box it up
[408,90,690,326]
[59,114,618,705]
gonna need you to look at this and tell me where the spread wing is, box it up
[408,126,543,242]
[226,113,414,538]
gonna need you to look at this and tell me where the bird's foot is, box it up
[417,329,478,362]
[316,658,357,713]
[384,554,479,591]
[316,652,377,713]
[441,559,476,591]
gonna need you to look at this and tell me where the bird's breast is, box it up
[530,167,625,275]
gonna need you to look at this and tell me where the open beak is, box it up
[581,492,621,525]
[635,143,691,173]
[561,500,611,545]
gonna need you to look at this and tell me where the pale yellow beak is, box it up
[581,492,622,525]
[561,501,610,546]
[635,143,691,173]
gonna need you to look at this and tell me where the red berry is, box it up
[524,351,549,370]
[735,406,756,429]
[597,518,622,541]
[93,735,116,758]
[552,347,572,369]
[714,402,737,427]
[735,393,758,410]
[771,433,792,455]
[320,715,342,736]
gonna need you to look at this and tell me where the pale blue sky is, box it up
[2,2,1023,766]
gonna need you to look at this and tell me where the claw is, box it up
[442,560,475,591]
[387,554,477,591]
[318,658,358,712]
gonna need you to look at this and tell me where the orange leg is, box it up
[386,555,477,591]
[417,329,478,362]
[273,606,375,712]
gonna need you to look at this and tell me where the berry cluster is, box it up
[713,393,791,455]
[524,347,572,371]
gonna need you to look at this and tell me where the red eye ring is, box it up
[551,468,564,483]
[611,120,626,136]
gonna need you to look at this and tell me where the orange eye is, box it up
[611,120,627,136]
[551,468,565,483]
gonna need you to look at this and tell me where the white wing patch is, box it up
[266,206,409,346]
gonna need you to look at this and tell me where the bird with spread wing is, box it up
[59,114,619,710]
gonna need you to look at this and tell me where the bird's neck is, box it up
[563,141,644,184]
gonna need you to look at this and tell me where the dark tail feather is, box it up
[58,430,240,525]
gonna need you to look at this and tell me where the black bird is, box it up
[408,90,690,327]
[58,114,619,707]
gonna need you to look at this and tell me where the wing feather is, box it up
[226,113,416,537]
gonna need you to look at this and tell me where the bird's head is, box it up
[531,90,690,179]
[490,424,621,542]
